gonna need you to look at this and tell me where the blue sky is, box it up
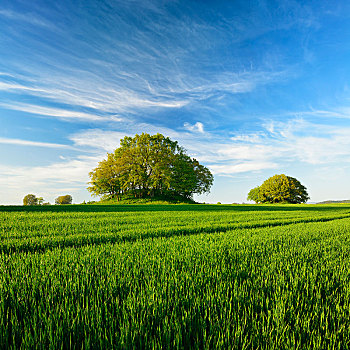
[1,0,350,204]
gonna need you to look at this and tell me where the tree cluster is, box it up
[247,174,309,204]
[88,133,214,201]
[23,194,72,206]
[23,194,44,206]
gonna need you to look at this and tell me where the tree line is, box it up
[88,134,309,204]
[22,134,310,205]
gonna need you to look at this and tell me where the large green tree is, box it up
[88,133,214,201]
[247,174,309,204]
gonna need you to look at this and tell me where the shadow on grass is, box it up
[1,203,350,213]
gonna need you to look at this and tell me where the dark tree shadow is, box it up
[1,204,350,213]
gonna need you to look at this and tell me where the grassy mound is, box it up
[92,195,198,205]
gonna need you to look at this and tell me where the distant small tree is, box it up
[23,194,39,206]
[55,195,72,205]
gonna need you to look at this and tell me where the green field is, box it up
[1,204,350,349]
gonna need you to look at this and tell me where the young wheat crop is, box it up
[0,204,349,348]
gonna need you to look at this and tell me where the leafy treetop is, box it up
[55,195,73,205]
[247,174,309,204]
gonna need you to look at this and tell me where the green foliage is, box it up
[23,195,47,206]
[248,174,309,204]
[23,194,39,206]
[247,186,261,203]
[88,133,213,201]
[1,205,350,348]
[55,195,72,205]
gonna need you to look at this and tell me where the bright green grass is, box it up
[1,204,350,348]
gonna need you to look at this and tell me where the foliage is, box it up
[1,205,350,348]
[88,133,213,201]
[247,174,309,204]
[55,195,72,205]
[247,186,261,203]
[23,194,39,206]
[23,195,46,206]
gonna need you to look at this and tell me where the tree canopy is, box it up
[23,194,39,206]
[88,133,214,201]
[55,195,73,205]
[247,174,309,204]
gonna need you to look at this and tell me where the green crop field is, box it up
[1,204,350,349]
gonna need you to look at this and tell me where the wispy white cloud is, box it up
[0,82,36,91]
[262,119,350,164]
[0,102,120,122]
[0,76,189,117]
[0,72,15,78]
[210,161,277,175]
[0,137,72,149]
[0,0,292,126]
[0,9,55,28]
[269,108,350,121]
[70,129,129,151]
